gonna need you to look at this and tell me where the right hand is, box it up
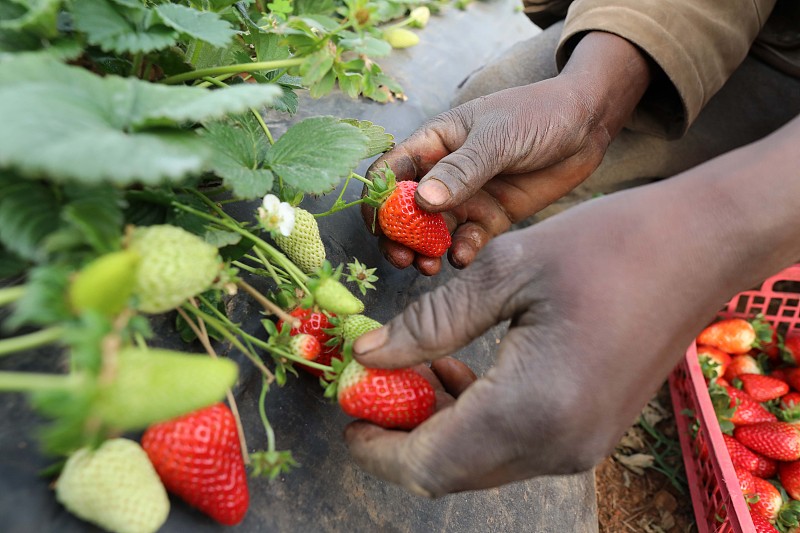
[362,31,653,275]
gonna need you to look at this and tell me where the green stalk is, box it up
[0,371,81,393]
[161,58,305,85]
[195,73,237,88]
[0,285,25,307]
[200,76,275,144]
[0,326,65,357]
[259,377,276,452]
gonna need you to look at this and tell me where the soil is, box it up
[596,381,698,533]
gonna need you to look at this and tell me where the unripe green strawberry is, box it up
[312,277,364,316]
[129,225,221,313]
[92,347,238,431]
[384,27,420,48]
[342,314,382,342]
[56,438,169,533]
[274,208,326,274]
[68,250,140,317]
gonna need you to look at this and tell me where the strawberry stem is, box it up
[160,57,305,85]
[258,377,276,453]
[0,326,65,357]
[237,279,298,326]
[181,303,275,383]
[0,285,25,307]
[0,371,82,392]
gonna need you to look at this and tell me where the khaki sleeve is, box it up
[556,0,776,138]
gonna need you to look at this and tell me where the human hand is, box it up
[346,115,800,495]
[362,31,652,275]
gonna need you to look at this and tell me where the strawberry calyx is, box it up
[362,162,397,210]
[752,314,777,350]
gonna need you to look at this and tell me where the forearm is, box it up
[558,31,652,140]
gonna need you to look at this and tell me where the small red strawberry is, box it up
[377,180,451,258]
[142,403,249,526]
[697,345,731,380]
[739,374,790,402]
[735,421,800,461]
[337,360,435,430]
[289,333,321,361]
[725,355,763,381]
[277,307,341,377]
[783,333,800,366]
[783,392,800,409]
[698,317,770,354]
[723,434,777,478]
[724,385,777,426]
[735,466,782,522]
[779,460,800,501]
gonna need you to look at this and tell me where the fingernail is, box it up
[353,327,388,357]
[417,179,450,206]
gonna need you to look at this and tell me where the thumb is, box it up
[415,131,506,213]
[352,275,503,368]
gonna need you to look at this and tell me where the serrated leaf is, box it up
[0,173,61,262]
[204,229,242,248]
[0,0,60,38]
[202,116,275,199]
[72,0,178,54]
[4,264,72,330]
[59,186,124,254]
[337,32,391,57]
[266,116,368,194]
[340,119,394,158]
[0,56,280,185]
[244,30,291,63]
[155,4,236,48]
[300,48,334,86]
[272,83,299,114]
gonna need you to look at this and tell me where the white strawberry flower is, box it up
[258,194,295,236]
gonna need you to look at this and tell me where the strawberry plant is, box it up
[0,0,463,528]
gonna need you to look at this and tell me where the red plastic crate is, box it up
[669,264,800,532]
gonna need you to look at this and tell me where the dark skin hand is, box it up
[347,115,800,497]
[362,31,652,275]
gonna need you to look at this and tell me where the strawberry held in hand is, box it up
[378,180,451,258]
[337,360,435,430]
[142,403,249,526]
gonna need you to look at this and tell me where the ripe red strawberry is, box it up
[337,360,435,430]
[779,460,800,502]
[277,307,341,377]
[289,333,321,361]
[724,385,777,426]
[739,374,790,402]
[735,466,782,522]
[142,403,249,526]
[750,509,780,532]
[697,345,731,380]
[782,391,800,409]
[770,367,792,384]
[724,355,762,381]
[378,180,451,258]
[735,421,800,461]
[698,318,769,354]
[783,333,800,366]
[786,368,800,392]
[723,434,777,478]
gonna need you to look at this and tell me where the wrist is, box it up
[559,31,652,138]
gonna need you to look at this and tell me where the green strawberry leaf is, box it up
[266,116,368,194]
[0,0,60,38]
[4,264,73,330]
[72,0,178,54]
[0,55,281,186]
[0,245,27,279]
[154,4,236,48]
[0,174,61,262]
[202,115,274,199]
[244,30,292,63]
[340,119,395,158]
[337,31,391,57]
[57,186,125,255]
